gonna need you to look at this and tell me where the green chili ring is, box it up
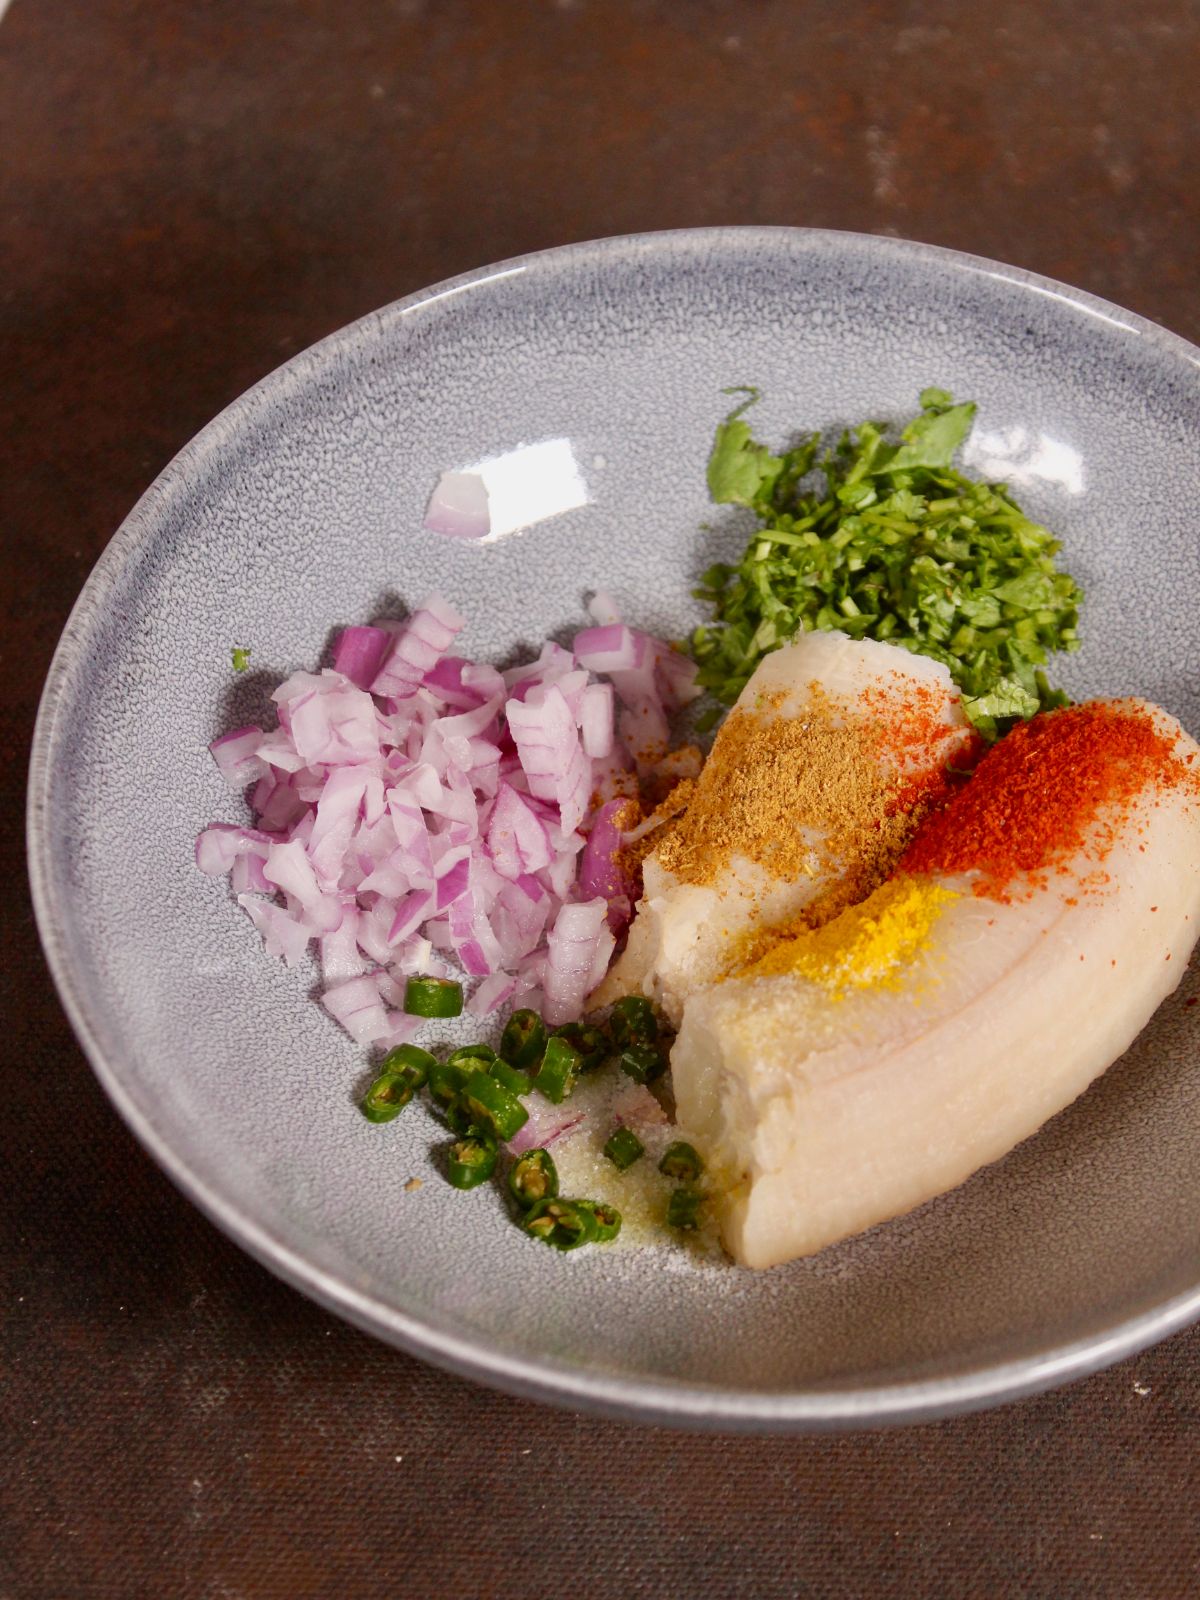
[577,1199,622,1243]
[507,1148,559,1209]
[462,1070,529,1142]
[403,976,464,1018]
[522,1198,598,1251]
[359,1071,417,1123]
[500,1008,547,1068]
[603,1126,645,1171]
[446,1134,498,1190]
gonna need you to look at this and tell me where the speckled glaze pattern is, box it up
[28,229,1200,1430]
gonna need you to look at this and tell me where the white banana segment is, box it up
[591,631,974,1025]
[672,705,1200,1269]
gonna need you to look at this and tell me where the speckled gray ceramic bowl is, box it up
[29,229,1200,1430]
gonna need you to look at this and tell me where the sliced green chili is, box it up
[522,1197,598,1251]
[507,1148,559,1209]
[500,1008,547,1068]
[359,1070,417,1123]
[443,1096,481,1137]
[427,1060,470,1112]
[447,1043,496,1070]
[603,1126,645,1171]
[577,1199,622,1243]
[462,1069,529,1142]
[379,1042,436,1092]
[403,975,464,1018]
[609,994,659,1048]
[446,1133,498,1190]
[551,1022,609,1071]
[532,1035,582,1104]
[489,1059,531,1097]
[667,1187,705,1230]
[618,1042,665,1086]
[659,1141,704,1182]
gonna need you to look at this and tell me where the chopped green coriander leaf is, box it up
[522,1197,598,1251]
[533,1035,582,1104]
[658,1141,704,1182]
[461,1069,529,1143]
[500,1008,547,1068]
[576,1199,622,1243]
[617,1042,665,1086]
[609,995,659,1049]
[603,1126,645,1171]
[691,389,1083,739]
[508,1148,559,1209]
[359,1070,417,1123]
[446,1134,498,1190]
[667,1187,705,1231]
[403,975,463,1018]
[231,646,252,672]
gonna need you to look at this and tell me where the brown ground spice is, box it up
[652,688,934,917]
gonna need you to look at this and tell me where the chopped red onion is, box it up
[194,823,274,877]
[424,470,490,540]
[587,589,622,627]
[237,893,312,966]
[386,886,436,946]
[209,726,268,788]
[198,590,700,1034]
[372,595,466,698]
[487,782,553,880]
[320,906,368,983]
[578,798,636,930]
[507,1106,585,1156]
[542,898,608,1026]
[578,682,614,759]
[321,974,392,1045]
[332,625,390,690]
[573,624,643,675]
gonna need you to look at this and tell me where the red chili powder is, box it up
[859,678,984,815]
[901,700,1196,902]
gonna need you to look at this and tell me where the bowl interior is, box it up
[32,229,1200,1424]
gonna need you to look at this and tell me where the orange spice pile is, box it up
[902,699,1198,901]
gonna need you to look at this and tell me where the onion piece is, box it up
[507,1106,585,1156]
[236,894,312,966]
[587,589,622,626]
[424,470,490,540]
[321,974,392,1045]
[320,906,368,983]
[579,799,637,931]
[542,898,608,1026]
[194,823,274,877]
[468,971,518,1018]
[578,682,614,759]
[332,626,389,690]
[372,594,466,698]
[209,726,268,788]
[573,624,642,675]
[263,841,343,933]
[487,782,554,880]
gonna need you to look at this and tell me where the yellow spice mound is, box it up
[736,874,958,996]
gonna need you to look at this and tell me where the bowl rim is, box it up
[27,224,1200,1431]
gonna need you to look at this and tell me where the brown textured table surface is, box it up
[4,2,1200,1595]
